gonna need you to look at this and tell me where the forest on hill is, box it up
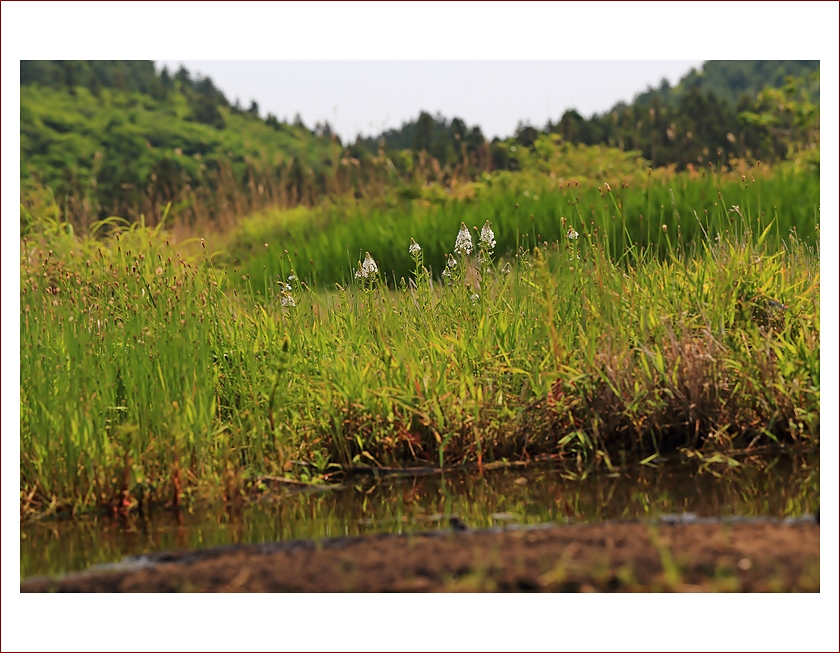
[20,60,819,228]
[359,60,819,170]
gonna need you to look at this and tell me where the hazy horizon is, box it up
[156,60,704,142]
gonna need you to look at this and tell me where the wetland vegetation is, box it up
[19,61,820,591]
[21,156,820,517]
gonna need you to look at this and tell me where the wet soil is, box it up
[21,517,819,592]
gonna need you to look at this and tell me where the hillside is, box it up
[633,60,820,108]
[20,60,819,229]
[20,61,344,226]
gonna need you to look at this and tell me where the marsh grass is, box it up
[19,169,819,515]
[227,162,819,290]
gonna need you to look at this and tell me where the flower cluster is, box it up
[454,222,473,257]
[355,252,379,280]
[442,253,457,278]
[567,227,579,240]
[409,238,422,256]
[479,220,496,252]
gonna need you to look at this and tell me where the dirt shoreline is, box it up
[21,516,819,592]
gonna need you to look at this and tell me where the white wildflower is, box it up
[447,254,457,269]
[479,220,496,252]
[567,227,579,240]
[280,293,296,307]
[288,273,297,282]
[454,222,473,257]
[501,262,512,275]
[409,238,422,256]
[470,294,480,305]
[442,268,452,278]
[359,252,378,279]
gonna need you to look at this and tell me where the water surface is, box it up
[21,454,818,579]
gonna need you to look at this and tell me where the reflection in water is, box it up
[20,455,818,579]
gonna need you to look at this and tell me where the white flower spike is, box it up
[567,227,579,240]
[409,238,422,256]
[360,252,378,279]
[454,222,473,257]
[480,220,496,252]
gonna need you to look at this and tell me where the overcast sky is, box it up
[156,60,704,142]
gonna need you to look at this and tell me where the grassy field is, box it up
[20,162,820,516]
[227,159,819,290]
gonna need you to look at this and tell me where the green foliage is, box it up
[738,75,821,161]
[21,60,162,96]
[357,63,820,179]
[21,60,820,230]
[20,62,344,225]
[20,166,820,514]
[636,60,820,108]
[228,157,819,290]
[546,71,819,171]
[357,111,488,173]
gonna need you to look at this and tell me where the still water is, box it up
[21,454,818,579]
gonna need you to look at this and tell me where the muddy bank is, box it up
[22,516,819,592]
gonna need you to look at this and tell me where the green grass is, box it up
[19,166,820,515]
[227,161,819,291]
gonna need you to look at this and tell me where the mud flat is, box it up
[21,516,818,593]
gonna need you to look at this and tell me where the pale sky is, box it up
[156,60,704,143]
